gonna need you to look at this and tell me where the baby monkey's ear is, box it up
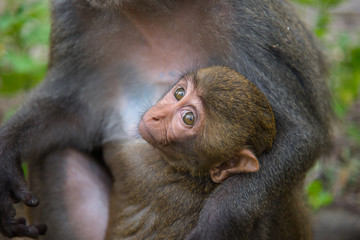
[209,149,259,183]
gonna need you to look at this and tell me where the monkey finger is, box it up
[22,194,40,208]
[14,217,27,225]
[7,173,39,208]
[11,187,40,207]
[2,219,47,237]
[3,222,41,238]
[33,223,47,235]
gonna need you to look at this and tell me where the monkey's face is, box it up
[139,78,204,149]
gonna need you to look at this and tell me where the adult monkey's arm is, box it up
[185,0,332,239]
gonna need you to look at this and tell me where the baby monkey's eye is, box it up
[174,87,185,101]
[182,112,195,126]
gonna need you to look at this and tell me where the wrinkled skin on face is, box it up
[139,78,204,147]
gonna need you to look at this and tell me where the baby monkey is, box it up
[104,66,276,239]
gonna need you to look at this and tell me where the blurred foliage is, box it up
[3,107,17,122]
[292,0,343,36]
[331,35,360,117]
[0,0,50,95]
[306,180,334,210]
[293,0,360,117]
[348,123,360,143]
[294,0,360,210]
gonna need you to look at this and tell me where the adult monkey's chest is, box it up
[104,2,233,136]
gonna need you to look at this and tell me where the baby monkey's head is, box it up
[139,66,276,182]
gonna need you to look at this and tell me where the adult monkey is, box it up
[0,0,331,239]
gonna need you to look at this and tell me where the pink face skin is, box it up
[139,78,204,146]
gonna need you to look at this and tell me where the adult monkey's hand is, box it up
[0,143,47,238]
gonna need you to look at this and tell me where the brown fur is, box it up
[104,66,276,239]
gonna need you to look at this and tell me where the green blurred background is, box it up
[0,0,359,213]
